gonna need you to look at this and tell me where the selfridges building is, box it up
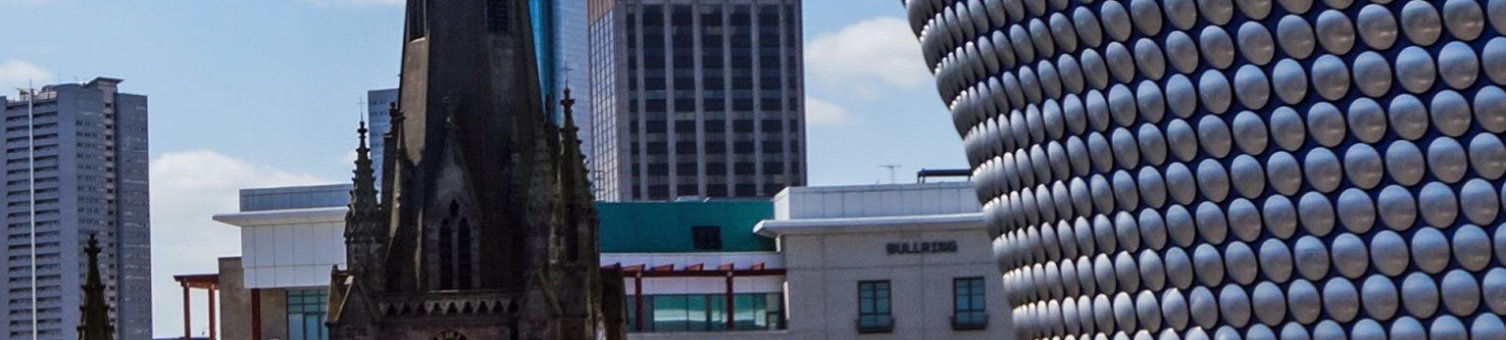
[905,0,1506,338]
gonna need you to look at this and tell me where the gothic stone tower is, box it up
[326,1,617,339]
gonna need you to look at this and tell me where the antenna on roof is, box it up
[879,164,902,184]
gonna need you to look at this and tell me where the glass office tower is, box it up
[907,0,1506,338]
[588,0,807,201]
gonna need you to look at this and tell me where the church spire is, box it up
[559,87,592,208]
[351,121,378,213]
[78,234,114,340]
[346,119,386,284]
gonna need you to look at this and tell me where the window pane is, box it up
[687,295,708,331]
[654,295,689,332]
[286,289,328,339]
[626,298,640,332]
[288,314,305,340]
[733,294,757,330]
[306,316,322,340]
[708,295,727,331]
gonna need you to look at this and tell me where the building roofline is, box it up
[85,77,124,86]
[603,250,782,256]
[753,212,984,237]
[212,207,347,227]
[781,181,974,194]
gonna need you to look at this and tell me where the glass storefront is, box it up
[286,289,329,340]
[626,293,784,333]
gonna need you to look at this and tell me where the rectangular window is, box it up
[676,162,697,175]
[692,226,722,250]
[707,184,728,198]
[857,280,893,333]
[677,142,698,155]
[647,142,668,155]
[762,162,783,174]
[953,277,988,330]
[733,142,754,154]
[734,162,755,175]
[677,184,700,198]
[734,184,757,197]
[649,185,670,199]
[674,120,696,133]
[733,120,754,133]
[648,163,669,176]
[286,289,329,340]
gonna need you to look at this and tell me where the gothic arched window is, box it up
[457,218,473,289]
[438,217,453,289]
[435,200,475,290]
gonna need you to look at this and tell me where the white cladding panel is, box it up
[776,183,978,219]
[241,220,346,289]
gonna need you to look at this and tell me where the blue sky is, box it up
[0,0,965,336]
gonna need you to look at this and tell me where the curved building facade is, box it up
[905,0,1506,338]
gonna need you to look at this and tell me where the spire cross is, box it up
[356,98,368,124]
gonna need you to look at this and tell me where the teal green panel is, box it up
[597,201,776,253]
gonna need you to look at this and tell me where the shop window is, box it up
[952,277,988,330]
[628,293,784,333]
[692,226,722,250]
[857,280,893,333]
[287,289,329,340]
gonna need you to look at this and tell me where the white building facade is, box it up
[201,182,1011,340]
[756,183,1015,340]
[211,184,349,340]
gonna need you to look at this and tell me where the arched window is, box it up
[435,201,474,290]
[457,219,473,289]
[438,218,453,289]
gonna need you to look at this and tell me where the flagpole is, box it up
[25,80,37,340]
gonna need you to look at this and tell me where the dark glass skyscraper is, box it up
[366,88,398,187]
[910,0,1506,338]
[588,0,807,201]
[0,78,150,339]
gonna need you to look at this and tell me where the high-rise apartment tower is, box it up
[0,78,150,339]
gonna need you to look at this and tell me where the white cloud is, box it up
[339,149,359,166]
[149,150,328,337]
[805,17,931,94]
[0,60,53,91]
[805,97,854,126]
